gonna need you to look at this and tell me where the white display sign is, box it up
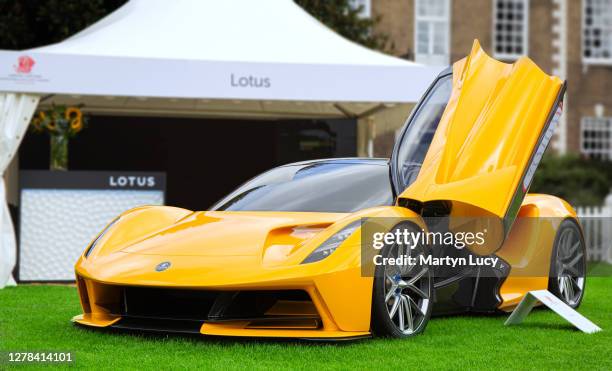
[504,290,602,334]
[19,189,164,281]
[18,170,166,282]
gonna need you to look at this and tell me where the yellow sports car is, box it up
[73,41,586,340]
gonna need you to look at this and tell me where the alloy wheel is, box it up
[382,242,431,335]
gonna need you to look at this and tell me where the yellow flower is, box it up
[38,111,47,121]
[46,120,57,132]
[31,117,42,132]
[70,118,83,133]
[65,107,82,121]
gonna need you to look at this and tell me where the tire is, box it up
[371,222,433,338]
[548,219,586,309]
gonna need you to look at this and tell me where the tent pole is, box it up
[333,103,357,118]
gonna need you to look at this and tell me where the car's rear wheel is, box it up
[548,219,586,308]
[371,223,433,338]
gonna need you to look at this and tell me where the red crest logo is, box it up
[14,55,35,74]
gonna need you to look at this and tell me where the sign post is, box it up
[505,290,601,334]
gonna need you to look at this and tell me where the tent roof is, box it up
[0,0,443,108]
[37,0,407,66]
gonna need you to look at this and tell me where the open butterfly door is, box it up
[391,40,565,255]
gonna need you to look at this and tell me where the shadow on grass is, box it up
[508,322,578,332]
[72,323,369,347]
[71,299,595,346]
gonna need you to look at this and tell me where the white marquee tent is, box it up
[0,0,443,287]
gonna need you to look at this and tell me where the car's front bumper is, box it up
[73,250,373,339]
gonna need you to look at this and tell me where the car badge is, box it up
[155,261,171,272]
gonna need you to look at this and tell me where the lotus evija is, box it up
[73,41,586,339]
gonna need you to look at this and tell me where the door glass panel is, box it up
[395,75,452,190]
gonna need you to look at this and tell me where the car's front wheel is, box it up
[371,223,433,338]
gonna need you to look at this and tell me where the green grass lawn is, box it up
[1,278,611,370]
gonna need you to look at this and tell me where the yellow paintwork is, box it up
[73,40,579,339]
[497,194,577,310]
[399,41,563,227]
[74,205,423,337]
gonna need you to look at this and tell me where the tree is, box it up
[0,0,126,50]
[295,0,387,50]
[530,154,612,206]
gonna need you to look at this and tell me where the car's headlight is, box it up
[301,221,361,264]
[84,217,119,258]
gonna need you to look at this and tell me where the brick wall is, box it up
[372,0,611,157]
[566,0,612,154]
[450,0,493,62]
[372,0,414,57]
[529,0,555,74]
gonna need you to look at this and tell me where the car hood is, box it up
[120,210,347,257]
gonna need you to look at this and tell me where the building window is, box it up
[414,0,450,65]
[350,0,371,18]
[581,117,612,160]
[583,0,612,64]
[492,0,529,60]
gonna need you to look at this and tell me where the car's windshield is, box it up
[396,74,453,190]
[211,161,393,213]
